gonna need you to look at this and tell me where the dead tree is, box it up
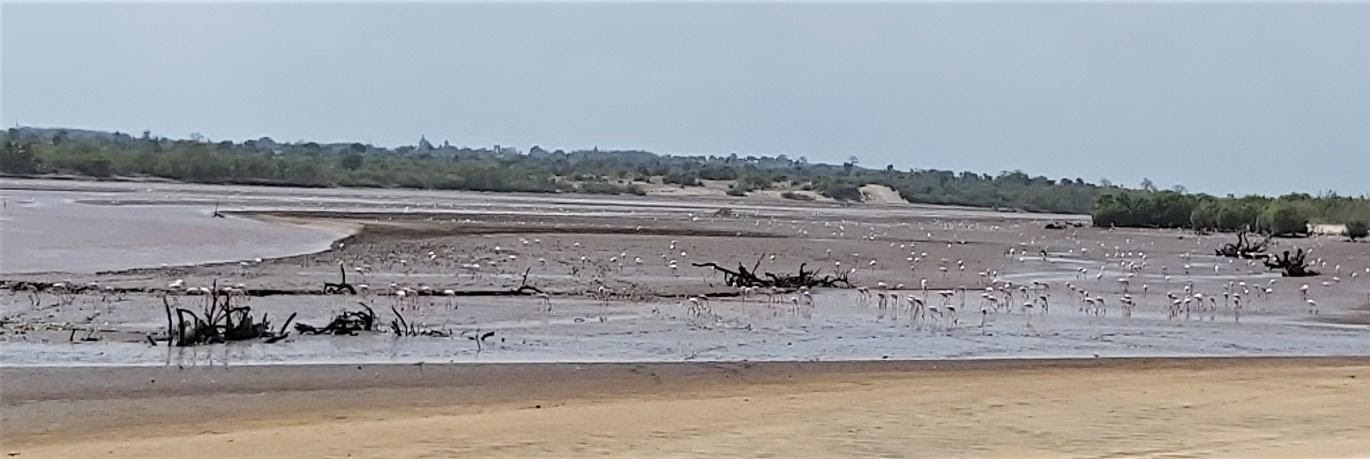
[512,285,544,295]
[295,302,376,335]
[1216,230,1272,259]
[1264,248,1319,277]
[160,281,293,346]
[387,305,451,337]
[323,264,357,295]
[692,259,851,289]
[509,267,546,295]
[466,329,496,353]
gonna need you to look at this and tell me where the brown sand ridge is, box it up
[4,358,1369,458]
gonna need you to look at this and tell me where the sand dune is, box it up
[860,184,909,205]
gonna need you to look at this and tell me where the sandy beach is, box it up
[4,358,1368,458]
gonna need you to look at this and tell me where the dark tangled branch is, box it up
[1216,230,1272,259]
[1264,248,1319,277]
[323,264,357,295]
[159,280,290,346]
[295,302,376,335]
[691,261,851,289]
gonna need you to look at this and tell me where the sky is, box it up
[3,2,1368,196]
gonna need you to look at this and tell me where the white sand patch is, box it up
[859,184,907,205]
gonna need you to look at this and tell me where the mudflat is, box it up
[4,357,1368,458]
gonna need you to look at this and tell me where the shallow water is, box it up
[3,178,1366,367]
[0,188,351,274]
[0,178,1081,275]
[3,292,1365,367]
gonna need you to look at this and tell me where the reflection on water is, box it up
[3,296,1366,368]
[1,187,352,274]
[1,177,1085,275]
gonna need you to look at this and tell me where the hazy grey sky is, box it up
[4,2,1368,196]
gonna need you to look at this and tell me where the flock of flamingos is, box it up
[11,215,1362,347]
[114,216,1364,338]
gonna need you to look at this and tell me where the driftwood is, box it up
[692,259,851,289]
[1264,248,1319,277]
[388,305,451,337]
[69,327,101,342]
[2,281,98,293]
[323,264,357,295]
[1043,221,1084,230]
[509,268,545,295]
[295,302,376,335]
[289,302,451,338]
[466,329,497,352]
[1216,230,1272,259]
[160,281,293,346]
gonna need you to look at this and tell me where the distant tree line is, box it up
[1093,190,1370,238]
[6,127,1365,235]
[1,127,1118,214]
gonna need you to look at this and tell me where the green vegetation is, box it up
[1093,190,1370,235]
[814,180,863,202]
[577,181,645,196]
[0,127,1111,213]
[1259,201,1309,236]
[1092,191,1197,228]
[661,171,701,187]
[4,127,1366,232]
[1347,220,1368,241]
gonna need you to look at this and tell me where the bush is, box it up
[1346,220,1368,241]
[0,139,42,174]
[726,186,748,197]
[1093,191,1196,228]
[1260,202,1309,236]
[662,171,700,187]
[1215,202,1261,231]
[697,166,738,181]
[780,191,815,201]
[73,158,114,177]
[820,184,864,202]
[578,182,639,195]
[339,153,364,171]
[737,175,772,191]
[1191,199,1261,232]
